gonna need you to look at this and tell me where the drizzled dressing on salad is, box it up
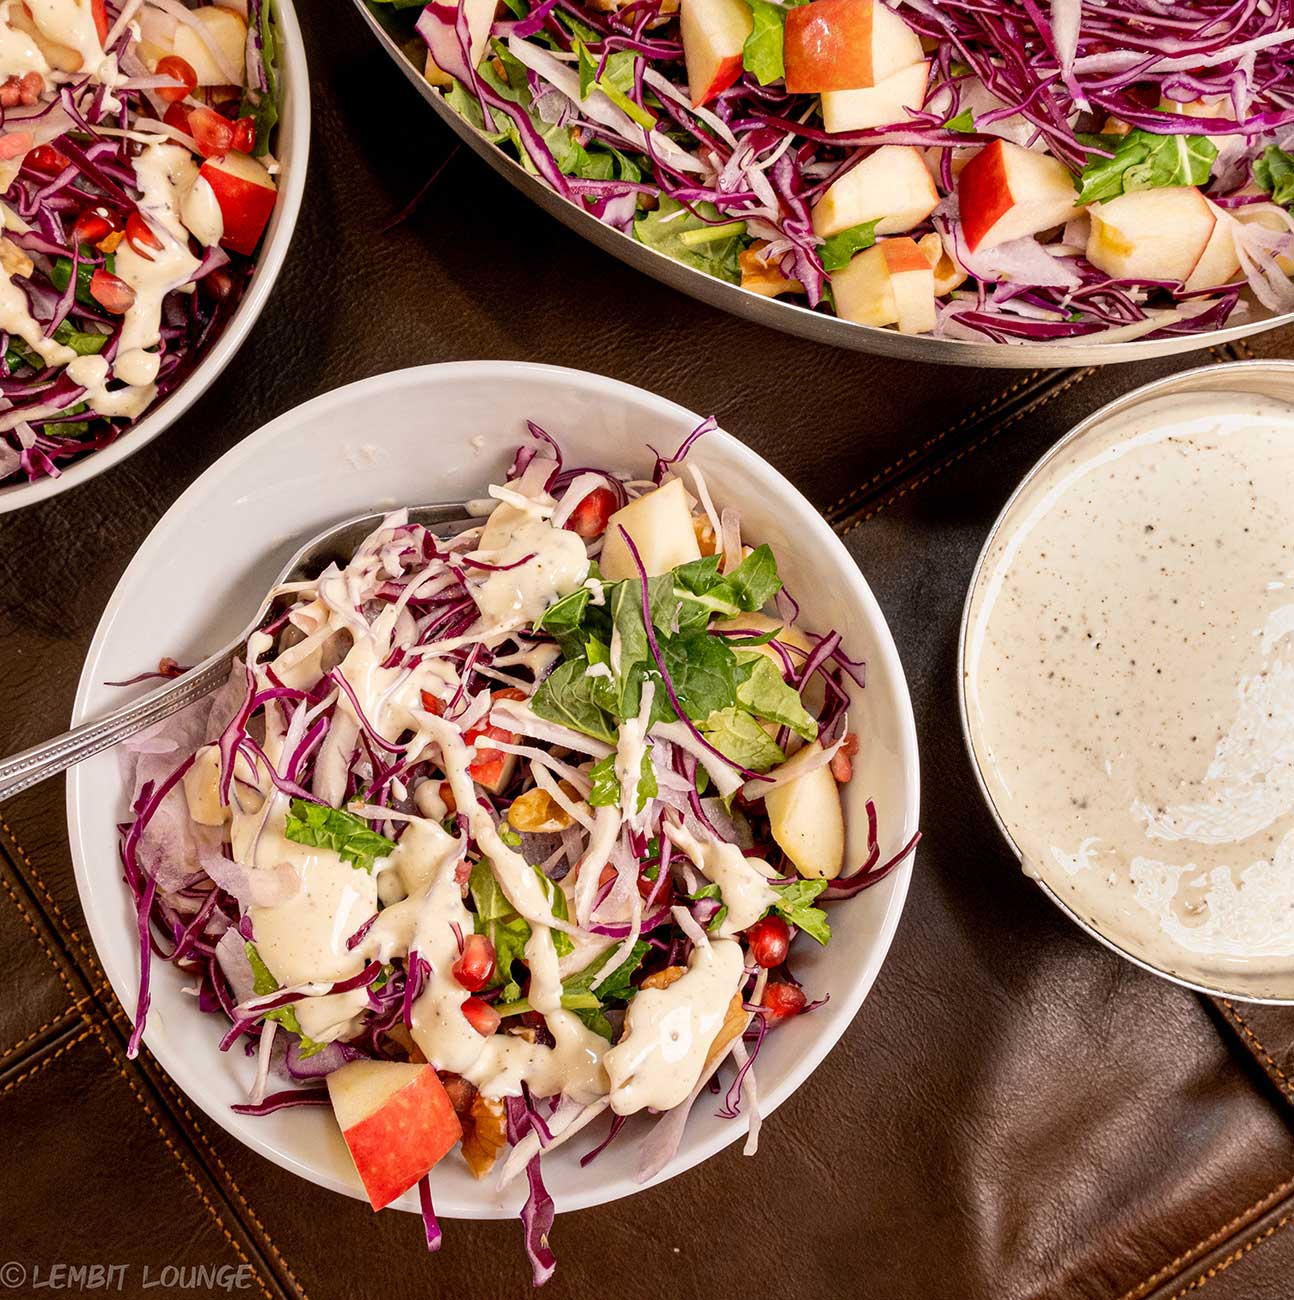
[964,390,1294,999]
[0,0,281,485]
[119,418,918,1285]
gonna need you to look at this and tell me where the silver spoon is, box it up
[0,502,478,802]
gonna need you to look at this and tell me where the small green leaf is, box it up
[735,653,818,740]
[283,800,395,872]
[699,706,785,772]
[1254,145,1294,208]
[635,197,746,285]
[943,108,975,133]
[1075,130,1215,205]
[819,219,880,272]
[770,879,832,945]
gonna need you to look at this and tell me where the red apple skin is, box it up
[957,139,1012,251]
[880,237,932,275]
[695,50,743,105]
[341,1069,463,1210]
[200,156,277,256]
[784,0,874,94]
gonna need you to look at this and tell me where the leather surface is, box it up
[1,5,1293,1298]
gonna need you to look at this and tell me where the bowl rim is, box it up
[65,359,921,1216]
[353,0,1294,371]
[0,0,312,514]
[957,357,1294,1006]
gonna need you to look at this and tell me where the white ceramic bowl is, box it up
[0,0,310,514]
[66,362,920,1218]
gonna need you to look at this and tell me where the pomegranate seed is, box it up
[155,54,197,104]
[565,486,618,540]
[25,144,70,176]
[419,689,445,715]
[162,101,191,135]
[746,915,790,968]
[452,934,496,992]
[830,732,859,783]
[230,115,256,153]
[461,996,501,1037]
[73,206,119,247]
[761,981,807,1021]
[187,105,234,159]
[89,268,135,315]
[125,212,163,261]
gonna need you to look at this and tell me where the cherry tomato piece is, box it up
[25,144,70,176]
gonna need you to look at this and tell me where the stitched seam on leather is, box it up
[0,811,104,976]
[1164,1213,1294,1299]
[0,817,304,1298]
[1116,1176,1294,1300]
[0,997,88,1067]
[1219,1000,1294,1101]
[82,1019,277,1300]
[826,368,1048,515]
[838,368,1096,536]
[0,1024,94,1095]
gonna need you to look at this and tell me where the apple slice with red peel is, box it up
[328,1061,463,1211]
[957,139,1078,251]
[784,0,922,94]
[680,0,752,107]
[831,236,936,332]
[1086,186,1220,284]
[200,151,276,256]
[820,60,929,134]
[812,145,938,238]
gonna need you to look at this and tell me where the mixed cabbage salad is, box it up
[0,0,282,486]
[117,420,917,1285]
[380,0,1294,342]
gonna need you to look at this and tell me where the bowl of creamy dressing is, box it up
[961,361,1294,1003]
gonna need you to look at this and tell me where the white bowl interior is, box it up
[0,0,311,513]
[67,361,920,1217]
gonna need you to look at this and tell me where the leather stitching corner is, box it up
[0,1024,95,1096]
[837,367,1097,536]
[1116,1176,1294,1300]
[1218,1000,1294,1103]
[1164,1212,1294,1299]
[825,368,1049,517]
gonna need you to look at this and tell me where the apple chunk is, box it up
[1086,186,1230,285]
[598,477,702,580]
[813,145,938,237]
[173,6,248,85]
[680,0,752,107]
[784,0,922,94]
[200,151,276,256]
[820,60,929,134]
[831,237,936,333]
[764,743,845,879]
[957,138,1078,251]
[328,1061,463,1211]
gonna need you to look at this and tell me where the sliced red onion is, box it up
[230,1089,330,1117]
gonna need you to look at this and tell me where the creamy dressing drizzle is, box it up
[666,821,778,937]
[965,391,1294,998]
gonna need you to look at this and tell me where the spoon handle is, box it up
[0,648,237,803]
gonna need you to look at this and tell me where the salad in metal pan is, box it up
[117,420,918,1284]
[0,0,282,485]
[379,0,1294,342]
